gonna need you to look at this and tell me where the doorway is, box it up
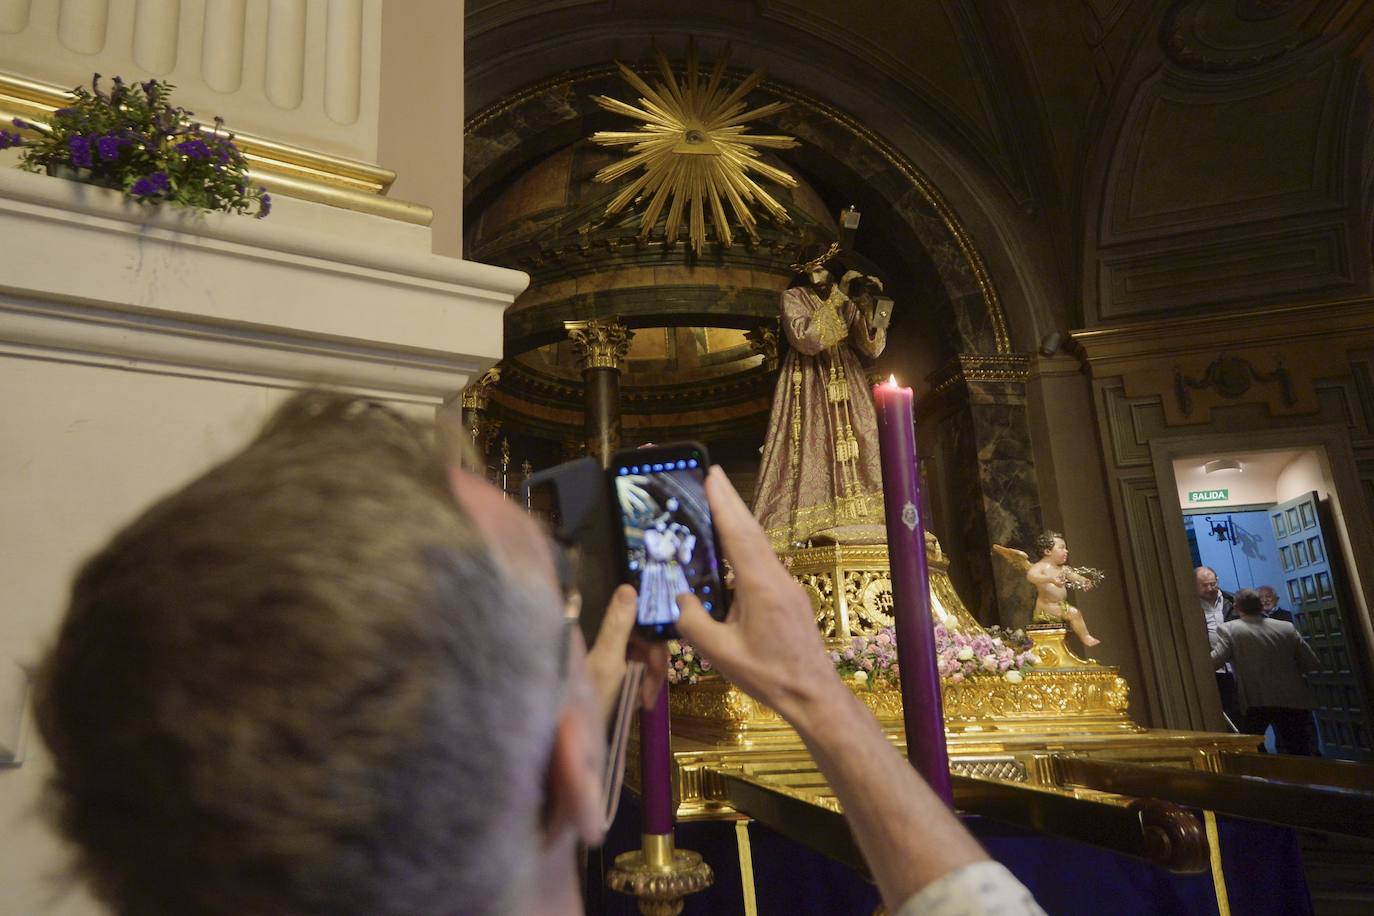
[1171,446,1374,760]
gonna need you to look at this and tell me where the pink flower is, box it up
[950,672,965,683]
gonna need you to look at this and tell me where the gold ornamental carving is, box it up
[460,366,501,411]
[590,44,799,254]
[565,319,634,371]
[606,834,713,916]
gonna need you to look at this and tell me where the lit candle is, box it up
[873,374,953,805]
[639,680,674,834]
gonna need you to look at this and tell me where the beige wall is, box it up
[1024,354,1153,725]
[378,0,464,258]
[0,0,384,163]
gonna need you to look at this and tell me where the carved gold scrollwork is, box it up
[565,318,634,371]
[843,570,894,633]
[799,574,837,636]
[460,366,501,411]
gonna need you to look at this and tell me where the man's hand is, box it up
[674,467,840,720]
[585,584,668,721]
[674,467,996,912]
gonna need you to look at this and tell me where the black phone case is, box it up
[607,442,729,639]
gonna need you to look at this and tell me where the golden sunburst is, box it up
[590,45,799,254]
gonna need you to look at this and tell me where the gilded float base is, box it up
[605,833,714,916]
[628,541,1261,823]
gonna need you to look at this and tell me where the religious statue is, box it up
[752,244,890,549]
[994,533,1105,647]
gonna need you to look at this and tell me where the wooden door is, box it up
[1272,491,1373,760]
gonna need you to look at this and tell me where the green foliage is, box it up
[10,74,270,218]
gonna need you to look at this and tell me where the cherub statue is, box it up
[993,531,1104,648]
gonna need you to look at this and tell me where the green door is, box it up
[1271,491,1373,760]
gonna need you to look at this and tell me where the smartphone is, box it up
[609,442,729,639]
[872,295,894,330]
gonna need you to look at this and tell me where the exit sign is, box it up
[1188,489,1229,504]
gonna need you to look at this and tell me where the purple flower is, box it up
[68,134,93,167]
[0,130,22,150]
[176,138,210,160]
[12,117,29,129]
[256,191,271,219]
[96,134,123,161]
[131,171,170,197]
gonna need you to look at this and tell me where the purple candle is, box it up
[873,376,953,805]
[639,680,674,834]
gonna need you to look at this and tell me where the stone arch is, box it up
[464,65,1011,359]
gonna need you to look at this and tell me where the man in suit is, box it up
[1211,588,1322,755]
[1197,565,1240,728]
[1257,585,1295,623]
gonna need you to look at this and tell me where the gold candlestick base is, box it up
[606,832,714,916]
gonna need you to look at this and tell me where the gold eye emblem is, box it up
[591,43,799,254]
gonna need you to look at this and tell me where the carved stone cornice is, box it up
[925,353,1031,398]
[564,318,634,371]
[1072,297,1374,424]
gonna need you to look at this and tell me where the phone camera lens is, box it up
[703,601,714,612]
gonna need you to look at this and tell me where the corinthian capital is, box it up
[460,366,501,411]
[565,319,634,371]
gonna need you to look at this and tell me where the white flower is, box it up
[852,670,869,684]
[1004,670,1023,684]
[667,640,681,655]
[1023,653,1039,666]
[940,613,957,629]
[956,647,974,661]
[982,654,999,671]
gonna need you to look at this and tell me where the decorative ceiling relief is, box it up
[590,44,800,254]
[1162,0,1338,72]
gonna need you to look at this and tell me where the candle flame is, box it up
[887,374,898,388]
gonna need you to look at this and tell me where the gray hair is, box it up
[36,392,563,915]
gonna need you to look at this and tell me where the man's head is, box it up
[1257,585,1280,611]
[1234,588,1264,618]
[1033,531,1067,564]
[1196,566,1220,603]
[806,266,834,298]
[36,393,599,916]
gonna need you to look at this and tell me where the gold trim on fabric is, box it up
[1204,810,1231,916]
[735,821,758,916]
[765,493,885,550]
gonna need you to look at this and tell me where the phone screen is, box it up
[611,449,726,637]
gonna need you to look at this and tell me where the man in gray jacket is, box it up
[1210,588,1322,755]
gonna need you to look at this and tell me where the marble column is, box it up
[918,353,1043,627]
[566,319,633,468]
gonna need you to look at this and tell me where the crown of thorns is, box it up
[789,241,842,274]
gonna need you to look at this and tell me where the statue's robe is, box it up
[752,284,887,550]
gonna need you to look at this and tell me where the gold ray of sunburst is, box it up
[590,44,799,254]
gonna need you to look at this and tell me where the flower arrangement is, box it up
[666,639,713,685]
[932,620,1038,685]
[832,627,902,689]
[2,74,270,218]
[669,622,1038,692]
